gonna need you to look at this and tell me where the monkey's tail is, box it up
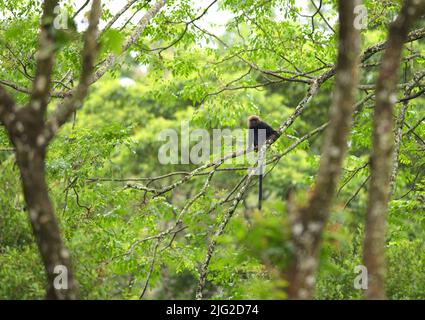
[258,174,263,210]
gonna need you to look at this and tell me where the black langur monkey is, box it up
[247,115,279,210]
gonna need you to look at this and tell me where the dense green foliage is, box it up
[0,0,424,299]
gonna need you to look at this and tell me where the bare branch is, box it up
[72,0,90,19]
[0,79,64,98]
[311,0,336,34]
[344,175,370,208]
[139,239,160,299]
[29,0,59,114]
[362,26,425,62]
[195,171,252,299]
[44,0,102,141]
[146,0,219,53]
[100,0,140,37]
[93,0,166,83]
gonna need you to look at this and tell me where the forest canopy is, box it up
[0,0,424,300]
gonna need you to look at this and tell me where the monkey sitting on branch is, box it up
[247,115,279,210]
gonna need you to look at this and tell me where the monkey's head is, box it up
[247,115,261,128]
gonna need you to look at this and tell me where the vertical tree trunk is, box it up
[286,0,361,299]
[0,0,166,298]
[363,0,425,300]
[14,132,78,299]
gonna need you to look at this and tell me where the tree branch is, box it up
[44,0,103,141]
[29,0,59,115]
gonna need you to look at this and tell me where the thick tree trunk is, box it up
[15,143,78,299]
[0,0,164,299]
[363,0,425,300]
[286,0,361,299]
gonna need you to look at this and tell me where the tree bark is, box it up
[0,0,103,299]
[14,138,77,299]
[0,0,168,298]
[286,0,361,299]
[363,0,425,300]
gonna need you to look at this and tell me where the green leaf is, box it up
[100,29,124,55]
